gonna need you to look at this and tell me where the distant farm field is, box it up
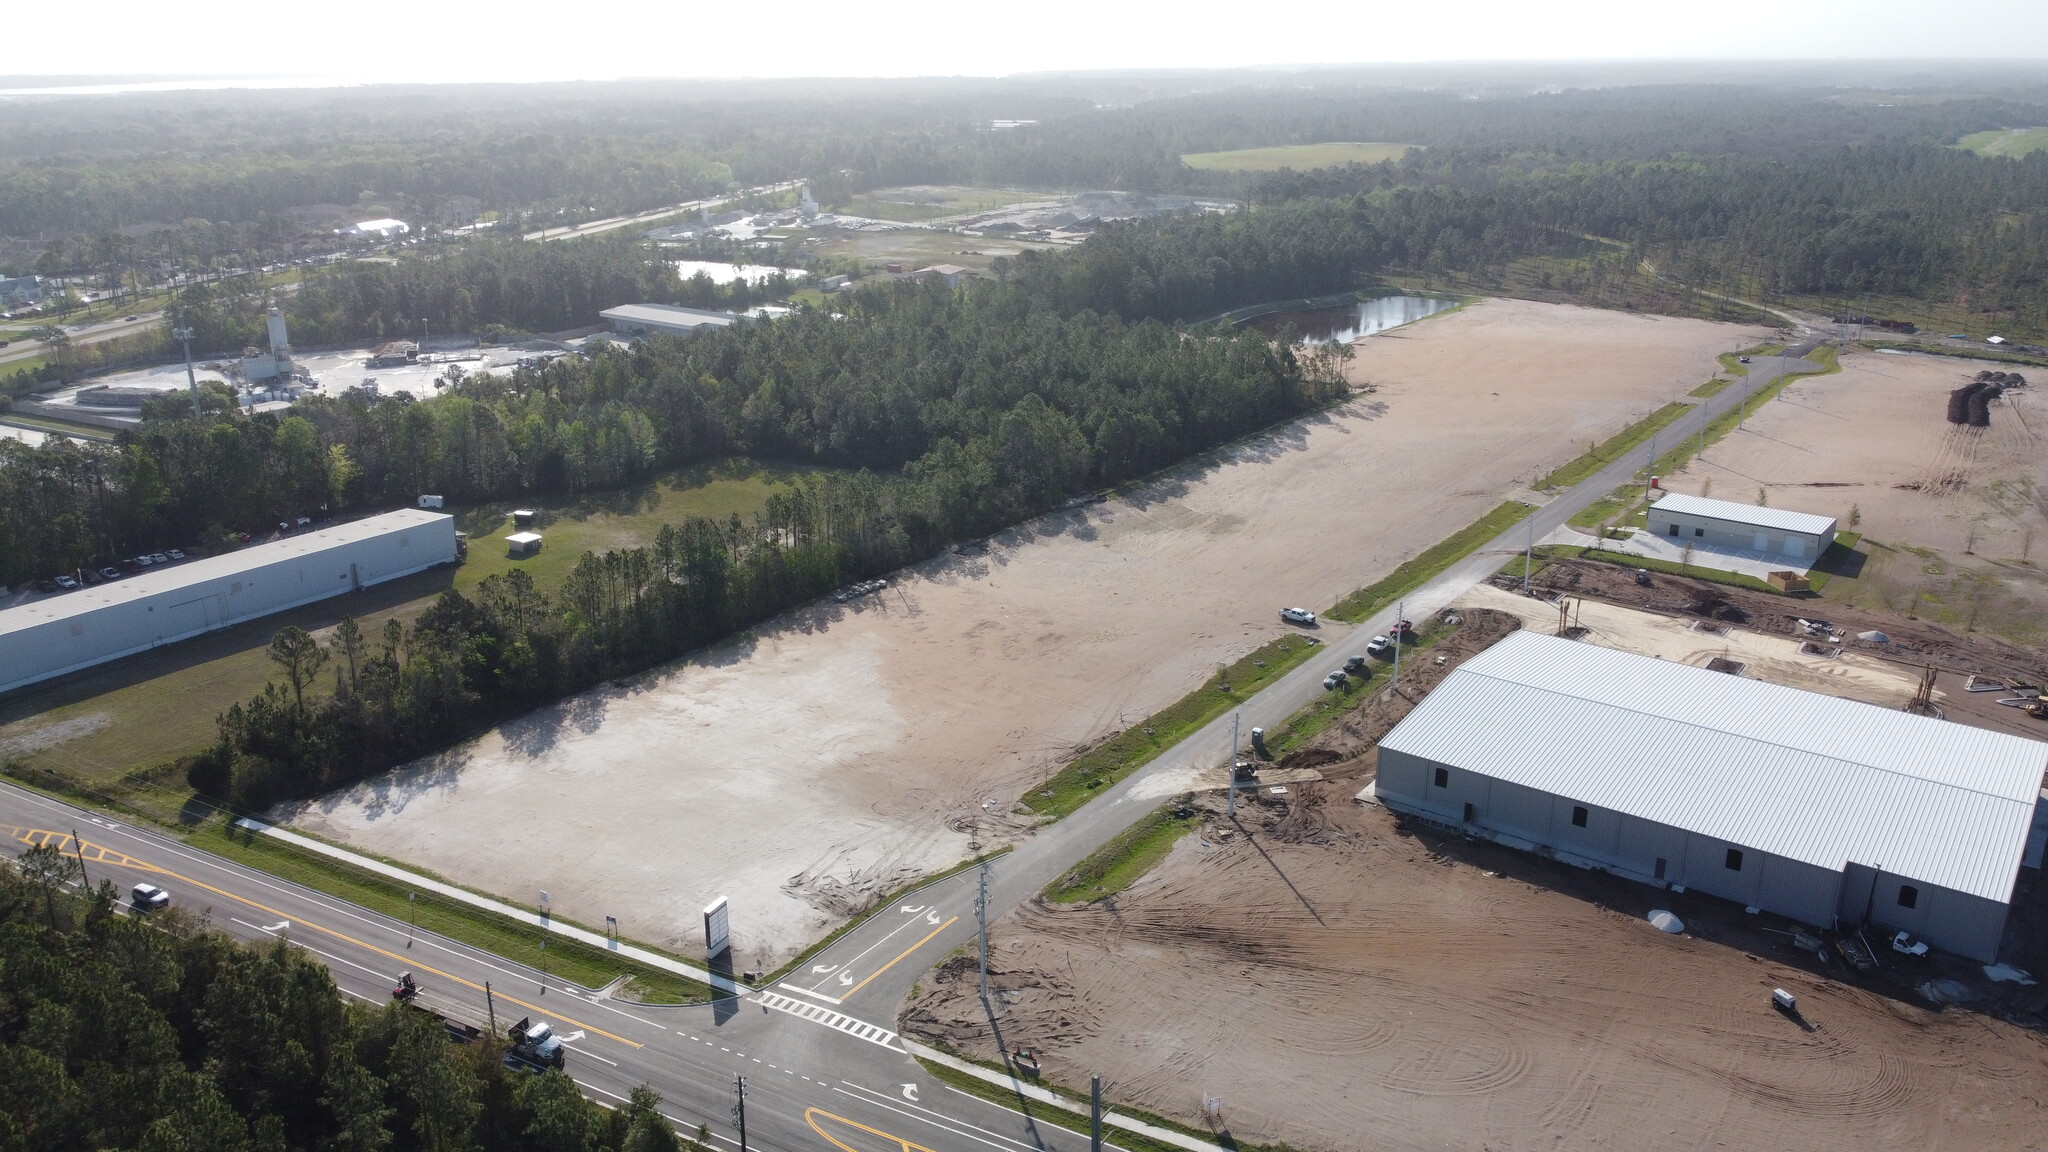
[1181,142,1417,171]
[1957,127,2048,158]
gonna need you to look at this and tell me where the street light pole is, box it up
[731,1075,748,1152]
[976,862,990,1004]
[173,324,201,418]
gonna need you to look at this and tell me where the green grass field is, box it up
[1324,502,1536,623]
[0,460,806,784]
[1533,402,1693,492]
[839,187,1043,223]
[1181,142,1418,171]
[1958,127,2048,158]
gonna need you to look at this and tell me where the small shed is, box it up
[1646,493,1836,562]
[512,509,538,528]
[506,532,543,557]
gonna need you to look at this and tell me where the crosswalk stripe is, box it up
[753,991,901,1050]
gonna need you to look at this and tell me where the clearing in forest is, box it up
[283,299,1767,969]
[1180,142,1419,170]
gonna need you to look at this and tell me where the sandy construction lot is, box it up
[1660,350,2048,639]
[286,299,1768,967]
[905,788,2048,1152]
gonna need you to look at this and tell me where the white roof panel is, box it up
[0,509,449,639]
[1380,631,2046,903]
[600,303,738,329]
[1649,492,1836,537]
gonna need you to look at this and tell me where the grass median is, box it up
[193,821,717,1004]
[1533,402,1692,492]
[1045,804,1203,903]
[1020,633,1322,820]
[1325,501,1536,623]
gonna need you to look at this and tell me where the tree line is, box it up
[1,846,699,1152]
[1,205,1357,587]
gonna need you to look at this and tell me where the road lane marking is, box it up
[838,1081,1066,1152]
[840,917,957,1000]
[798,905,960,995]
[783,984,845,1006]
[752,991,901,1050]
[806,1107,943,1152]
[26,829,640,1049]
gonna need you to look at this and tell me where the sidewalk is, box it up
[234,817,741,995]
[905,1040,1226,1152]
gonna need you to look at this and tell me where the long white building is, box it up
[0,510,457,695]
[1374,631,2047,962]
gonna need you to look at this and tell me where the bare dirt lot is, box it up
[1659,349,2048,643]
[285,299,1770,968]
[905,782,2048,1152]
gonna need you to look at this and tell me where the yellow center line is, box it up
[15,828,639,1048]
[805,1107,941,1152]
[841,916,957,1001]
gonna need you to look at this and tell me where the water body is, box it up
[1249,294,1457,343]
[672,259,807,285]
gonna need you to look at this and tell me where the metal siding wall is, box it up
[1918,889,2008,963]
[1756,855,1839,926]
[1373,749,1428,808]
[1870,873,1931,937]
[1,515,457,694]
[1485,778,1555,842]
[1552,798,1624,860]
[1680,834,1765,906]
[1616,815,1691,881]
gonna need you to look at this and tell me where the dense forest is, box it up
[0,851,695,1151]
[1,204,1359,588]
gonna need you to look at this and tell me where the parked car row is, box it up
[32,548,188,593]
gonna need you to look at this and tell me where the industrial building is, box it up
[600,303,739,338]
[338,218,410,239]
[1374,631,2047,961]
[0,510,458,695]
[1645,492,1836,562]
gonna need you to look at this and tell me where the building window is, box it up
[1694,527,1705,538]
[1897,885,1919,910]
[1724,848,1744,872]
[1433,767,1449,789]
[1571,806,1588,828]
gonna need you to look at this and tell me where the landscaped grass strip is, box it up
[195,823,716,1003]
[1021,634,1322,819]
[1534,402,1692,491]
[1046,805,1203,903]
[1324,501,1536,623]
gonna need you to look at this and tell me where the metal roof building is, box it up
[0,510,457,695]
[1375,631,2046,961]
[599,303,739,338]
[1646,492,1837,562]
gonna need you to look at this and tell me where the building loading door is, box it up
[1753,531,1770,551]
[1838,861,1881,927]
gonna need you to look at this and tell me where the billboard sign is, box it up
[704,896,730,956]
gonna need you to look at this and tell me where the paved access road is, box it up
[0,309,166,368]
[0,783,1111,1152]
[781,348,1833,1017]
[0,349,1826,1151]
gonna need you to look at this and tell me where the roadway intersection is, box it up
[1,348,1828,1151]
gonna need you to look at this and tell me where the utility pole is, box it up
[1522,518,1533,593]
[71,830,89,888]
[173,323,201,417]
[1090,1074,1104,1152]
[407,891,415,948]
[731,1075,748,1152]
[484,981,497,1034]
[1228,712,1240,820]
[1391,599,1404,691]
[976,862,990,1004]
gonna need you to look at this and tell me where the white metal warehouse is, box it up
[1645,492,1836,561]
[1375,631,2047,961]
[0,510,458,695]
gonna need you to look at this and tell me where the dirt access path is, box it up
[285,300,1770,968]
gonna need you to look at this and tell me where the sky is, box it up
[8,0,2048,87]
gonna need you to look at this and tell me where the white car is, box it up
[131,883,171,910]
[1365,635,1393,656]
[1891,931,1929,957]
[1279,607,1316,626]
